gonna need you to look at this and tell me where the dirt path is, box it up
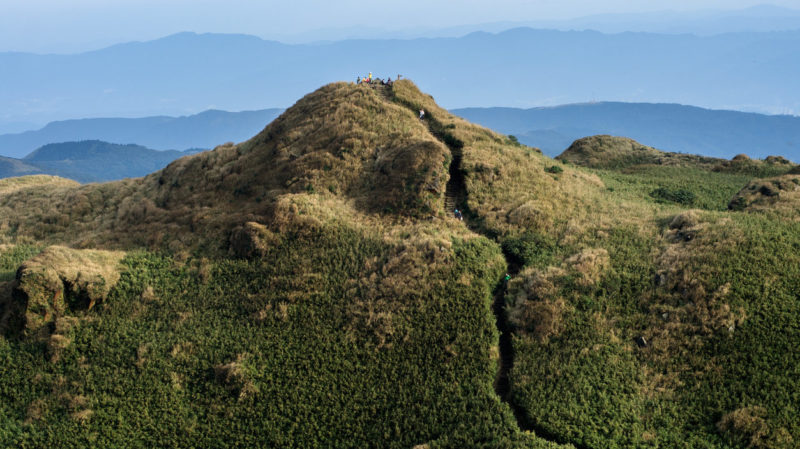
[380,85,592,446]
[408,105,526,422]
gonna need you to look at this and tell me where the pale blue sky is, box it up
[2,0,800,52]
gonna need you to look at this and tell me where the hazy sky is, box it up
[3,0,800,52]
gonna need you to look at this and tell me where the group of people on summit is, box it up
[356,72,399,86]
[356,72,425,120]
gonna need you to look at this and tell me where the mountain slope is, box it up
[0,81,559,448]
[0,156,43,178]
[0,81,797,449]
[557,135,796,174]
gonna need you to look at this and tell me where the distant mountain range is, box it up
[2,29,799,129]
[0,109,282,159]
[0,141,197,183]
[278,5,800,42]
[2,101,798,164]
[453,102,800,161]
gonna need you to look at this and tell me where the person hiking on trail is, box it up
[368,72,373,82]
[386,77,392,86]
[504,273,511,283]
[419,109,425,120]
[454,209,463,221]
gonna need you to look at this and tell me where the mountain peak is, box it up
[0,80,471,250]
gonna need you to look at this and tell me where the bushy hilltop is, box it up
[0,81,798,449]
[558,135,796,175]
[729,174,800,218]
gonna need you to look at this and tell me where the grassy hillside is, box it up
[0,81,798,449]
[557,135,796,174]
[0,81,568,448]
[391,84,800,448]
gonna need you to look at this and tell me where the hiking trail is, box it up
[386,88,590,448]
[399,97,526,423]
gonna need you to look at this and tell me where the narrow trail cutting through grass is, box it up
[384,85,591,447]
[403,97,528,430]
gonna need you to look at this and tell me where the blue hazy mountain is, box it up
[1,29,799,130]
[0,108,283,159]
[453,102,800,161]
[3,101,798,164]
[517,4,800,36]
[279,5,800,42]
[0,156,42,178]
[0,141,197,183]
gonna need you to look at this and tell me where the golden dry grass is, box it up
[556,135,667,168]
[0,83,450,253]
[0,175,78,196]
[13,246,125,337]
[729,174,800,219]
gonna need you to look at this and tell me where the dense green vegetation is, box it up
[0,226,566,448]
[595,165,783,211]
[0,81,569,447]
[506,212,800,448]
[0,245,41,282]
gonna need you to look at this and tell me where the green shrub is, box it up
[545,165,564,175]
[650,186,696,205]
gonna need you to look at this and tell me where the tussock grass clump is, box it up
[507,248,608,342]
[507,267,569,342]
[214,353,258,400]
[557,135,666,169]
[717,406,794,449]
[12,246,124,337]
[228,221,280,258]
[729,174,800,218]
[669,210,701,230]
[565,248,609,287]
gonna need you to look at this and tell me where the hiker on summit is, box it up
[419,109,425,120]
[368,72,373,82]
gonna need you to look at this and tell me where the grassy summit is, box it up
[0,81,798,449]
